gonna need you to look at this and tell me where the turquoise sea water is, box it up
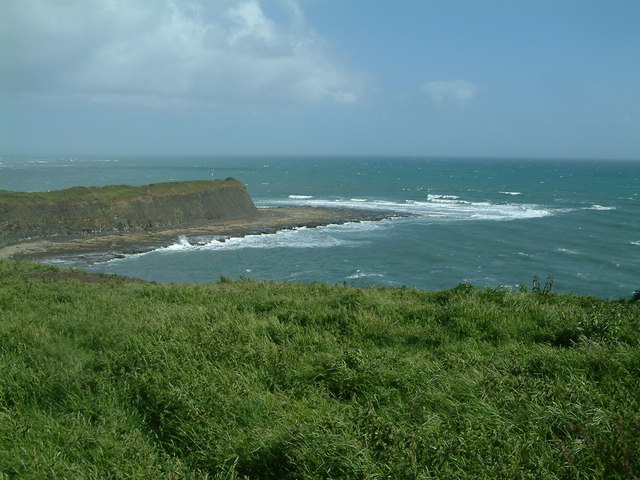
[1,155,638,299]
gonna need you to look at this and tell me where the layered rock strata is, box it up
[0,178,258,245]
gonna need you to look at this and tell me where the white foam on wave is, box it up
[427,194,462,202]
[499,191,522,196]
[269,194,553,222]
[630,241,640,246]
[288,195,314,199]
[586,204,615,211]
[162,235,192,251]
[146,223,381,257]
[101,216,389,264]
[346,270,385,280]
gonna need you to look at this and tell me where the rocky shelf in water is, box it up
[0,206,400,264]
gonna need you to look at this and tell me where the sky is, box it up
[1,0,639,159]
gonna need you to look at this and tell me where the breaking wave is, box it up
[427,194,461,202]
[346,270,385,280]
[111,222,385,261]
[585,204,615,211]
[270,194,554,222]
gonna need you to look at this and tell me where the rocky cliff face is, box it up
[0,179,258,245]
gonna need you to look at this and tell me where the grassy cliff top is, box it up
[0,178,241,205]
[1,259,639,479]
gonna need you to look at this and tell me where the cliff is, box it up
[0,178,258,245]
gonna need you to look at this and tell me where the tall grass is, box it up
[1,259,638,479]
[0,179,233,204]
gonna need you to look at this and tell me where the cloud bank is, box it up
[0,0,363,107]
[421,80,478,105]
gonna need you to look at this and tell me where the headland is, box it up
[0,179,394,262]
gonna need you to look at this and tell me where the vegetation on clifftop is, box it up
[0,179,239,204]
[1,259,639,479]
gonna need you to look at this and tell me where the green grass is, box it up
[1,259,638,479]
[0,179,234,205]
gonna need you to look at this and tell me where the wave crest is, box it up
[268,195,553,222]
[586,204,615,211]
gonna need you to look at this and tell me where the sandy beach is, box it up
[0,206,395,263]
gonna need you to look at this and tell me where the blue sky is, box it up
[1,0,639,159]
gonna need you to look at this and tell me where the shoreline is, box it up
[0,206,398,263]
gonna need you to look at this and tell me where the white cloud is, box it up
[0,0,363,107]
[226,1,278,46]
[421,80,478,105]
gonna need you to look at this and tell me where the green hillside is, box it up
[0,180,231,204]
[1,259,638,479]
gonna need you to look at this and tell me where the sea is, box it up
[1,155,638,299]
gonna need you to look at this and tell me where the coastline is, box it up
[0,206,396,263]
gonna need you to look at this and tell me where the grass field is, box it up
[0,180,234,204]
[1,259,638,479]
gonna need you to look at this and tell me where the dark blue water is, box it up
[1,155,638,298]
